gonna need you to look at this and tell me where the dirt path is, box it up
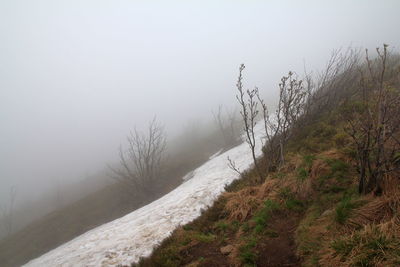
[172,210,302,267]
[255,211,301,267]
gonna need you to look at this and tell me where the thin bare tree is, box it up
[212,105,239,148]
[109,118,167,194]
[257,71,307,169]
[230,64,263,181]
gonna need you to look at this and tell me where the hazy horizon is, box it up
[1,0,400,209]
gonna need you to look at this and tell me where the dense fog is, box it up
[1,0,400,236]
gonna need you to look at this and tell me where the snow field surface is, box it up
[25,124,265,266]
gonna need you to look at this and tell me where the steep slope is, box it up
[24,125,264,266]
[138,115,400,267]
[0,126,227,267]
[138,49,400,266]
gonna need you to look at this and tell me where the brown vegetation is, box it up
[137,45,400,267]
[342,45,400,194]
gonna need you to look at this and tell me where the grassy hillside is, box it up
[3,47,398,267]
[136,48,400,267]
[138,116,400,267]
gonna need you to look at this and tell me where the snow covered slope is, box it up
[25,124,264,266]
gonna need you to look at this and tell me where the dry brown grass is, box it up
[147,145,398,267]
[295,178,314,201]
[309,157,329,180]
[227,240,246,267]
[281,153,304,172]
[309,149,346,180]
[294,157,400,267]
[223,151,331,222]
[316,178,400,266]
[320,222,400,267]
[347,180,400,229]
[223,179,278,222]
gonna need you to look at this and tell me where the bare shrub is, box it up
[342,45,400,194]
[305,47,362,118]
[109,118,167,195]
[258,71,308,169]
[232,66,308,173]
[212,105,240,148]
[232,64,263,181]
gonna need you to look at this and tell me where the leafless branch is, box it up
[109,117,167,194]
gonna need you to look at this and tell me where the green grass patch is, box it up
[297,167,309,181]
[138,235,183,267]
[226,167,264,192]
[182,225,193,231]
[239,236,258,265]
[331,238,355,257]
[180,235,192,246]
[214,220,230,232]
[285,198,305,211]
[335,195,358,224]
[279,187,305,212]
[303,154,316,167]
[295,205,323,258]
[242,222,251,233]
[231,220,241,231]
[193,232,216,243]
[288,119,338,153]
[317,158,353,195]
[273,171,285,179]
[325,158,349,181]
[296,154,316,181]
[252,199,281,233]
[278,187,293,200]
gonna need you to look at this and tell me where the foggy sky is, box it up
[1,0,400,205]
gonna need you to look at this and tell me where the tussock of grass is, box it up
[346,188,400,229]
[224,179,278,222]
[295,174,400,267]
[214,220,230,233]
[297,167,309,181]
[239,236,258,265]
[278,187,305,211]
[324,224,400,266]
[326,158,349,181]
[335,195,359,224]
[296,154,316,181]
[285,198,305,211]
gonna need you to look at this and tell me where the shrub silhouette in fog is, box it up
[109,118,167,195]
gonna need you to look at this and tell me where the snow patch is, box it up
[209,149,223,160]
[25,123,265,267]
[182,170,194,181]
